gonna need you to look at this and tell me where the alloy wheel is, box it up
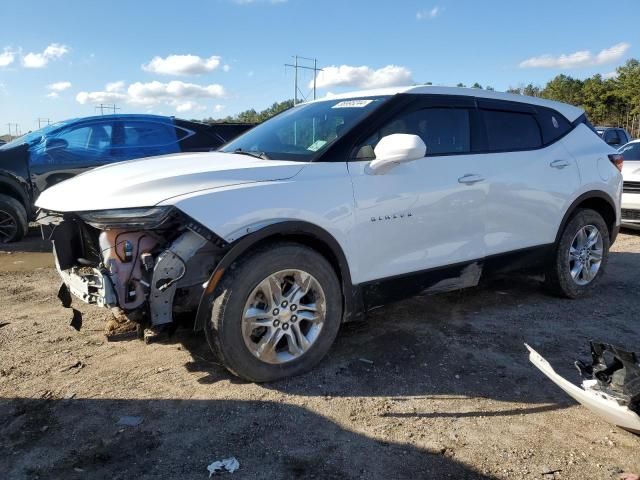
[0,209,18,243]
[242,269,326,364]
[568,224,603,286]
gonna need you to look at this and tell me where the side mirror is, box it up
[45,137,68,151]
[369,134,426,173]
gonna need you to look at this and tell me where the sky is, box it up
[1,0,639,136]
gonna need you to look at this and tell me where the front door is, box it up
[347,103,487,301]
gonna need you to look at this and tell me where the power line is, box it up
[285,55,323,105]
[94,104,120,115]
[37,118,51,129]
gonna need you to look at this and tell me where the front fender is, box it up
[193,220,364,331]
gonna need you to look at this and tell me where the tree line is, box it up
[206,59,640,138]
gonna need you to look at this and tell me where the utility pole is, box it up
[285,56,323,105]
[95,104,120,115]
[6,123,19,139]
[37,118,51,129]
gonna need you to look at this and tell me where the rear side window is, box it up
[482,110,542,151]
[536,108,571,144]
[604,129,621,145]
[120,121,178,147]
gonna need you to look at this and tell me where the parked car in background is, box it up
[36,86,622,382]
[0,139,6,146]
[0,115,254,242]
[619,140,640,228]
[595,126,632,148]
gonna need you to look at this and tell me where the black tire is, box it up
[0,194,28,243]
[204,242,342,382]
[545,209,610,298]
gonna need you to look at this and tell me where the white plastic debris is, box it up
[207,457,240,476]
[525,344,640,433]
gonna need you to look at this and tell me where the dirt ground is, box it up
[1,228,639,480]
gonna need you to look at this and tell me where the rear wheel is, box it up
[0,194,28,243]
[204,242,342,382]
[545,209,610,298]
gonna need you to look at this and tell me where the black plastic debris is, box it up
[575,342,640,415]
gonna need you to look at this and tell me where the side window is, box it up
[356,108,471,159]
[121,121,178,148]
[482,110,542,151]
[604,129,621,144]
[58,124,112,151]
[536,108,571,144]
[619,130,629,144]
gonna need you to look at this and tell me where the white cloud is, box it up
[603,71,618,79]
[76,90,127,105]
[128,80,225,105]
[46,92,59,99]
[0,48,15,67]
[142,54,222,75]
[22,43,69,68]
[106,80,125,92]
[76,80,225,108]
[313,65,413,89]
[175,101,206,113]
[214,104,225,113]
[47,81,72,92]
[416,6,441,20]
[223,64,231,72]
[519,42,630,69]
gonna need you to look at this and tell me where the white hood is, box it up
[35,151,305,212]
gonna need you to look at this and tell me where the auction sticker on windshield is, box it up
[332,100,374,108]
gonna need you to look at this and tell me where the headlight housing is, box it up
[77,207,174,230]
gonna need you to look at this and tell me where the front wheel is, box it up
[204,242,342,382]
[0,194,28,244]
[545,209,610,298]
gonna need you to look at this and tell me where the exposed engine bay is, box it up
[38,208,228,337]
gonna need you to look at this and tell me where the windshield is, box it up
[0,122,65,150]
[620,142,640,161]
[221,96,390,161]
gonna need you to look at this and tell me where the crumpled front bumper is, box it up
[526,343,640,434]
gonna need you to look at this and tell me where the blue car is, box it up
[0,114,254,242]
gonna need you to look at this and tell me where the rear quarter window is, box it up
[536,107,571,144]
[482,109,542,151]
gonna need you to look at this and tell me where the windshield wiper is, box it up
[231,148,270,160]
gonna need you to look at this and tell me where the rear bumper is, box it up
[620,193,640,229]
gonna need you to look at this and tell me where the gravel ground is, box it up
[1,229,639,479]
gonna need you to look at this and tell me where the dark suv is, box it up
[595,126,632,148]
[0,115,253,242]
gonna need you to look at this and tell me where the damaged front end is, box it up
[526,342,640,434]
[38,207,228,338]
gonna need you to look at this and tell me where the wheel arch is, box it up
[0,174,30,213]
[194,221,363,331]
[555,191,618,245]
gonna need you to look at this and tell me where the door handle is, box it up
[458,174,485,185]
[550,159,570,169]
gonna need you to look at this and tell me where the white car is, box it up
[620,140,640,228]
[36,86,623,382]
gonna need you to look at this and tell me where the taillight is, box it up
[609,153,623,172]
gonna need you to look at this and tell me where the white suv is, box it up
[36,86,623,381]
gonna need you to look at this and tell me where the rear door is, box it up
[111,119,181,161]
[478,100,580,256]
